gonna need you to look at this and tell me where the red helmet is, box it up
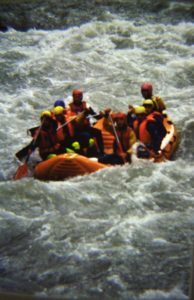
[141,82,153,92]
[72,89,83,98]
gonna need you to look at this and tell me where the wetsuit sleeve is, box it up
[127,129,137,154]
[153,114,167,138]
[87,106,103,119]
[146,121,162,153]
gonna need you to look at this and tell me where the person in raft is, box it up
[142,99,166,139]
[127,104,137,129]
[52,105,80,154]
[35,111,64,160]
[67,89,99,118]
[53,105,99,158]
[67,89,104,155]
[141,82,166,113]
[98,112,136,165]
[133,106,165,157]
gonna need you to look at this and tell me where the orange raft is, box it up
[33,115,179,181]
[157,115,179,161]
[34,153,108,181]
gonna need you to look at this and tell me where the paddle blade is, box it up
[27,126,40,137]
[14,163,28,180]
[15,144,31,161]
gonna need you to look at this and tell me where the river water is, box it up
[0,1,194,299]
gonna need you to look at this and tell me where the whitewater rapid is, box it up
[0,6,194,300]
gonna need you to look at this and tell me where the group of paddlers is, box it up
[16,82,168,165]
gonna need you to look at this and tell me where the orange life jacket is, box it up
[65,109,76,118]
[149,111,167,138]
[56,118,74,142]
[68,101,90,127]
[38,128,58,159]
[116,127,135,153]
[138,114,156,145]
[133,119,141,139]
[68,101,87,114]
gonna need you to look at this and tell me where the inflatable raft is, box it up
[34,153,108,181]
[33,115,179,181]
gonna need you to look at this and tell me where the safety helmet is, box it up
[143,99,154,106]
[72,89,83,98]
[134,106,146,115]
[53,106,64,115]
[40,110,52,118]
[141,82,153,93]
[54,99,65,108]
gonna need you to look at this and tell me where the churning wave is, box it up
[0,0,194,31]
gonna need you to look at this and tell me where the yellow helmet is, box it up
[53,106,64,115]
[135,106,146,115]
[143,99,154,106]
[40,110,52,118]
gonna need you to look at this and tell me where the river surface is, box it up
[0,1,194,299]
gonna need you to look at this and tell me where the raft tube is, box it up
[34,153,108,181]
[154,114,179,162]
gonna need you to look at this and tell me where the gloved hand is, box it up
[89,138,95,148]
[71,141,80,151]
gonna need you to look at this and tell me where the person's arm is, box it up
[85,105,103,120]
[146,121,162,153]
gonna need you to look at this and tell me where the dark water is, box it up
[0,0,194,31]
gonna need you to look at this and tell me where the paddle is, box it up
[108,114,126,163]
[27,125,40,137]
[15,142,33,161]
[14,122,43,180]
[57,115,77,130]
[15,125,42,161]
[56,112,101,130]
[14,153,31,180]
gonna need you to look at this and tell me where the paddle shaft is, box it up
[108,114,124,154]
[57,113,100,130]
